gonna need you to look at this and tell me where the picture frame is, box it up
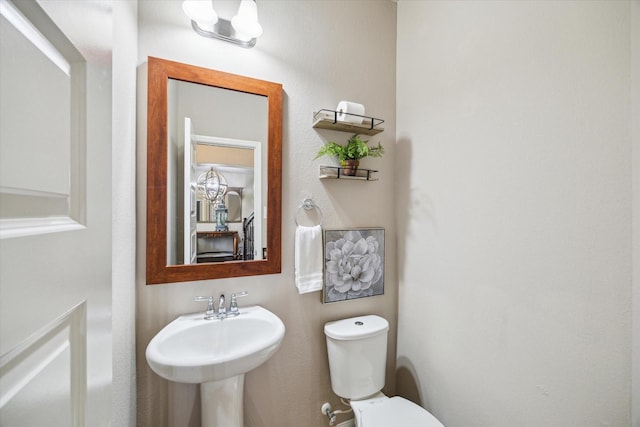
[323,228,385,303]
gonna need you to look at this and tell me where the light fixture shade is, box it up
[231,0,263,40]
[182,0,218,27]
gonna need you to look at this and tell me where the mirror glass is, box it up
[146,57,282,284]
[167,80,266,265]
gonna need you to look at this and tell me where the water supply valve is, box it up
[321,402,336,426]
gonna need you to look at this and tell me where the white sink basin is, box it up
[146,305,285,384]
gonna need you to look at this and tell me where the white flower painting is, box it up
[323,228,385,303]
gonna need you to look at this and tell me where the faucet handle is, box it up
[195,296,216,319]
[229,291,248,316]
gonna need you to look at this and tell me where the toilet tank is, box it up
[324,315,389,400]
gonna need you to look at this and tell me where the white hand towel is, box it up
[294,225,323,294]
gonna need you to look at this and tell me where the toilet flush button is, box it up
[355,321,364,326]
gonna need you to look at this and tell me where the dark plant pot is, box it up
[341,159,360,176]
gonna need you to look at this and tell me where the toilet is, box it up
[324,315,445,427]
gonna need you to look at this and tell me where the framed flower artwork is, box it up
[323,228,385,303]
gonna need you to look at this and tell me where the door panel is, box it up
[0,302,86,426]
[0,0,86,238]
[183,117,197,264]
[0,1,112,426]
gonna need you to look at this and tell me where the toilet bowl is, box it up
[324,315,445,427]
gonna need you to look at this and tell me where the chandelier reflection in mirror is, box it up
[182,0,263,48]
[197,167,229,231]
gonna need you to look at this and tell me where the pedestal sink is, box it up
[146,305,285,427]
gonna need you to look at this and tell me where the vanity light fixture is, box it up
[182,0,262,48]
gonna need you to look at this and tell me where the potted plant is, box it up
[315,134,384,176]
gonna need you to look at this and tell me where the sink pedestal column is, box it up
[200,374,244,427]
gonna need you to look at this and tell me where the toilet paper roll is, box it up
[336,101,365,124]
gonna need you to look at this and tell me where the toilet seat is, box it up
[355,396,444,427]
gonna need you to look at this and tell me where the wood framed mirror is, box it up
[146,57,282,284]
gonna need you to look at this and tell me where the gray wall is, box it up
[136,1,397,426]
[396,1,636,426]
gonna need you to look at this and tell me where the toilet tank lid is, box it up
[324,315,389,340]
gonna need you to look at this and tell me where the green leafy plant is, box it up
[315,134,384,162]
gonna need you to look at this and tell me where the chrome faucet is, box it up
[218,294,226,317]
[195,291,248,319]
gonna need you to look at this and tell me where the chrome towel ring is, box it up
[294,198,323,227]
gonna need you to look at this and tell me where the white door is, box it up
[0,1,112,425]
[183,117,197,265]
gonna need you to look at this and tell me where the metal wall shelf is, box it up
[312,110,384,136]
[319,166,378,181]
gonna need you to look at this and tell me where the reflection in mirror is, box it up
[146,57,282,284]
[179,130,263,266]
[224,189,243,223]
